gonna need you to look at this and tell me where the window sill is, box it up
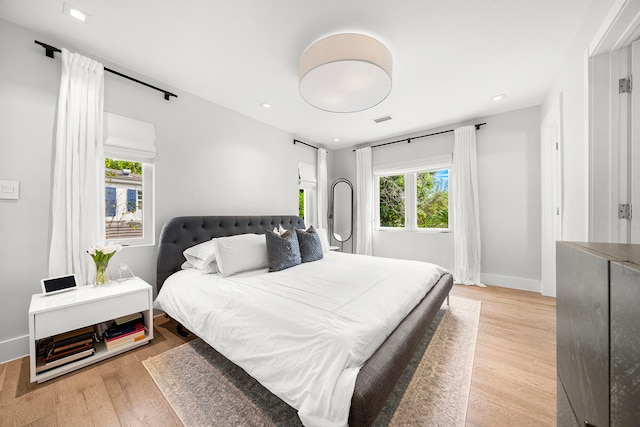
[376,228,451,234]
[107,240,155,248]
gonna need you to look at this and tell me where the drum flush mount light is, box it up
[299,33,393,113]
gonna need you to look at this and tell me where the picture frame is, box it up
[40,274,79,295]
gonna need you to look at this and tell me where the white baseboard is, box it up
[480,273,542,293]
[0,334,29,365]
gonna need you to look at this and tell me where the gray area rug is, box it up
[143,296,480,427]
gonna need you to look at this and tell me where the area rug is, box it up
[143,296,480,427]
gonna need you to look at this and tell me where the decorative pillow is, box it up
[214,233,269,277]
[295,226,324,263]
[264,228,301,272]
[183,239,218,273]
[314,227,331,253]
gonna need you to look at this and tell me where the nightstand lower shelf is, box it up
[33,332,151,382]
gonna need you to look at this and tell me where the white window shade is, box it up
[374,154,452,176]
[104,112,156,162]
[299,161,317,189]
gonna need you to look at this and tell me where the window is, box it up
[105,158,149,241]
[298,189,306,219]
[103,112,156,246]
[416,170,449,229]
[379,175,405,227]
[298,161,316,221]
[375,156,451,231]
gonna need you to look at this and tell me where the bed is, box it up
[155,215,453,427]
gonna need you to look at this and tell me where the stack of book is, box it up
[103,312,147,351]
[37,326,96,373]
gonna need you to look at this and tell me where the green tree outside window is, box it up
[379,175,405,227]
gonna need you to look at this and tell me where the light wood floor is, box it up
[0,285,556,426]
[451,284,557,426]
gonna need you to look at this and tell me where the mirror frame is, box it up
[329,178,354,243]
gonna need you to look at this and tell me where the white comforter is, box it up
[154,251,447,427]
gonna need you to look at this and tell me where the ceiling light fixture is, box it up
[299,33,393,113]
[63,3,91,23]
[261,102,272,108]
[491,94,506,101]
[333,138,340,142]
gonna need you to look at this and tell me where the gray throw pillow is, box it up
[264,228,301,272]
[295,226,324,263]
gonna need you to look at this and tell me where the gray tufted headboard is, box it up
[156,215,306,291]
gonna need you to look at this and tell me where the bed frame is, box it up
[156,215,453,426]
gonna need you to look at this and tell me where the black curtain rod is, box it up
[293,139,319,150]
[353,122,486,151]
[35,40,178,101]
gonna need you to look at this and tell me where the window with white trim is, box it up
[375,155,451,231]
[103,112,155,246]
[298,161,316,222]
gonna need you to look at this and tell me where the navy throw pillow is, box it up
[295,226,324,263]
[264,228,301,272]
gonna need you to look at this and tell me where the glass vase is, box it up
[95,261,111,285]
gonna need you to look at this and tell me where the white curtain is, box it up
[452,126,484,286]
[355,147,374,255]
[49,49,105,285]
[316,148,328,229]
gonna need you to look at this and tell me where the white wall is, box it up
[541,0,617,242]
[331,106,542,291]
[0,19,316,363]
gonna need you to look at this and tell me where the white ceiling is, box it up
[0,0,590,149]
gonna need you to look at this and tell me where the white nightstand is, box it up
[28,277,153,383]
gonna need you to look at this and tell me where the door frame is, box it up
[541,95,563,297]
[587,0,640,243]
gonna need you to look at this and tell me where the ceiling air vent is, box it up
[373,115,393,124]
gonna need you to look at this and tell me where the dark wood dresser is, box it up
[556,242,640,427]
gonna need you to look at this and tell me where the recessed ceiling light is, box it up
[491,94,505,101]
[69,8,85,21]
[261,102,272,108]
[333,138,340,142]
[63,3,91,23]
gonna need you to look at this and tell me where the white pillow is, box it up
[315,228,331,253]
[214,233,268,277]
[183,239,218,273]
[272,224,288,235]
[181,260,218,274]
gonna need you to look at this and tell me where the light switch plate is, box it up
[0,180,19,200]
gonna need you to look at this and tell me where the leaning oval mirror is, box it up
[330,178,353,243]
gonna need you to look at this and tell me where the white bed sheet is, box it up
[154,251,447,427]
